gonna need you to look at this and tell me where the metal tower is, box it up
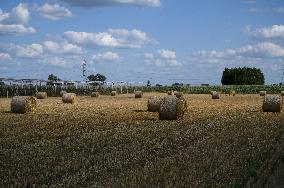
[282,63,284,85]
[81,59,87,81]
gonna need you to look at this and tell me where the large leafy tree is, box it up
[87,73,107,82]
[48,74,61,82]
[221,67,265,85]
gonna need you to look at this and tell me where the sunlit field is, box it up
[1,93,284,187]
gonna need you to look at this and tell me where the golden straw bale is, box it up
[263,95,282,113]
[159,96,187,120]
[36,92,47,99]
[167,91,173,95]
[11,96,37,113]
[91,92,100,98]
[174,92,183,98]
[111,91,117,96]
[259,91,267,97]
[212,92,220,99]
[229,90,236,96]
[134,91,143,98]
[147,96,161,112]
[62,93,76,104]
[60,90,67,97]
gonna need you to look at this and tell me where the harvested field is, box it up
[0,93,284,187]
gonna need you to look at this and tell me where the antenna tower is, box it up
[81,59,87,81]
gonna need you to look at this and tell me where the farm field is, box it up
[0,93,284,187]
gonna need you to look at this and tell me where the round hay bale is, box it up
[212,92,220,99]
[159,96,187,120]
[60,90,67,97]
[147,96,161,112]
[167,91,173,95]
[11,96,37,113]
[91,92,100,98]
[62,93,76,104]
[134,91,143,98]
[262,95,282,113]
[111,91,117,96]
[229,90,236,96]
[259,91,266,96]
[174,92,183,98]
[281,91,284,97]
[36,92,47,99]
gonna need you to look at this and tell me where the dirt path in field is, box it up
[246,128,284,188]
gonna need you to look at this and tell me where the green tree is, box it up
[221,67,265,85]
[147,80,151,87]
[87,73,107,82]
[48,74,61,82]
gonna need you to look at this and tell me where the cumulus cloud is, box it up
[193,42,284,65]
[243,25,284,39]
[12,44,43,58]
[92,52,120,62]
[144,52,154,59]
[144,49,181,67]
[35,3,72,20]
[0,4,35,36]
[157,49,176,59]
[60,0,161,8]
[43,57,68,66]
[63,29,155,49]
[0,24,35,36]
[248,7,284,14]
[0,52,11,61]
[43,41,82,54]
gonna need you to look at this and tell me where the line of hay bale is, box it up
[111,91,117,96]
[159,96,187,120]
[36,92,47,99]
[11,96,37,114]
[147,96,161,112]
[259,91,266,97]
[134,91,143,98]
[62,93,76,104]
[60,90,67,97]
[212,91,220,99]
[91,92,100,98]
[281,91,284,97]
[229,90,236,96]
[263,95,282,113]
[174,91,183,98]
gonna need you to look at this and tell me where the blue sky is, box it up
[0,0,284,85]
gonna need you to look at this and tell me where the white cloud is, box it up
[144,53,154,59]
[43,41,82,54]
[193,42,284,66]
[0,52,11,61]
[12,44,43,58]
[248,7,284,14]
[0,24,35,36]
[0,4,35,36]
[144,49,181,67]
[63,29,154,49]
[92,52,120,62]
[157,49,176,59]
[1,3,29,25]
[60,0,161,7]
[236,42,284,58]
[244,25,284,39]
[273,7,284,14]
[36,3,72,20]
[43,57,68,66]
